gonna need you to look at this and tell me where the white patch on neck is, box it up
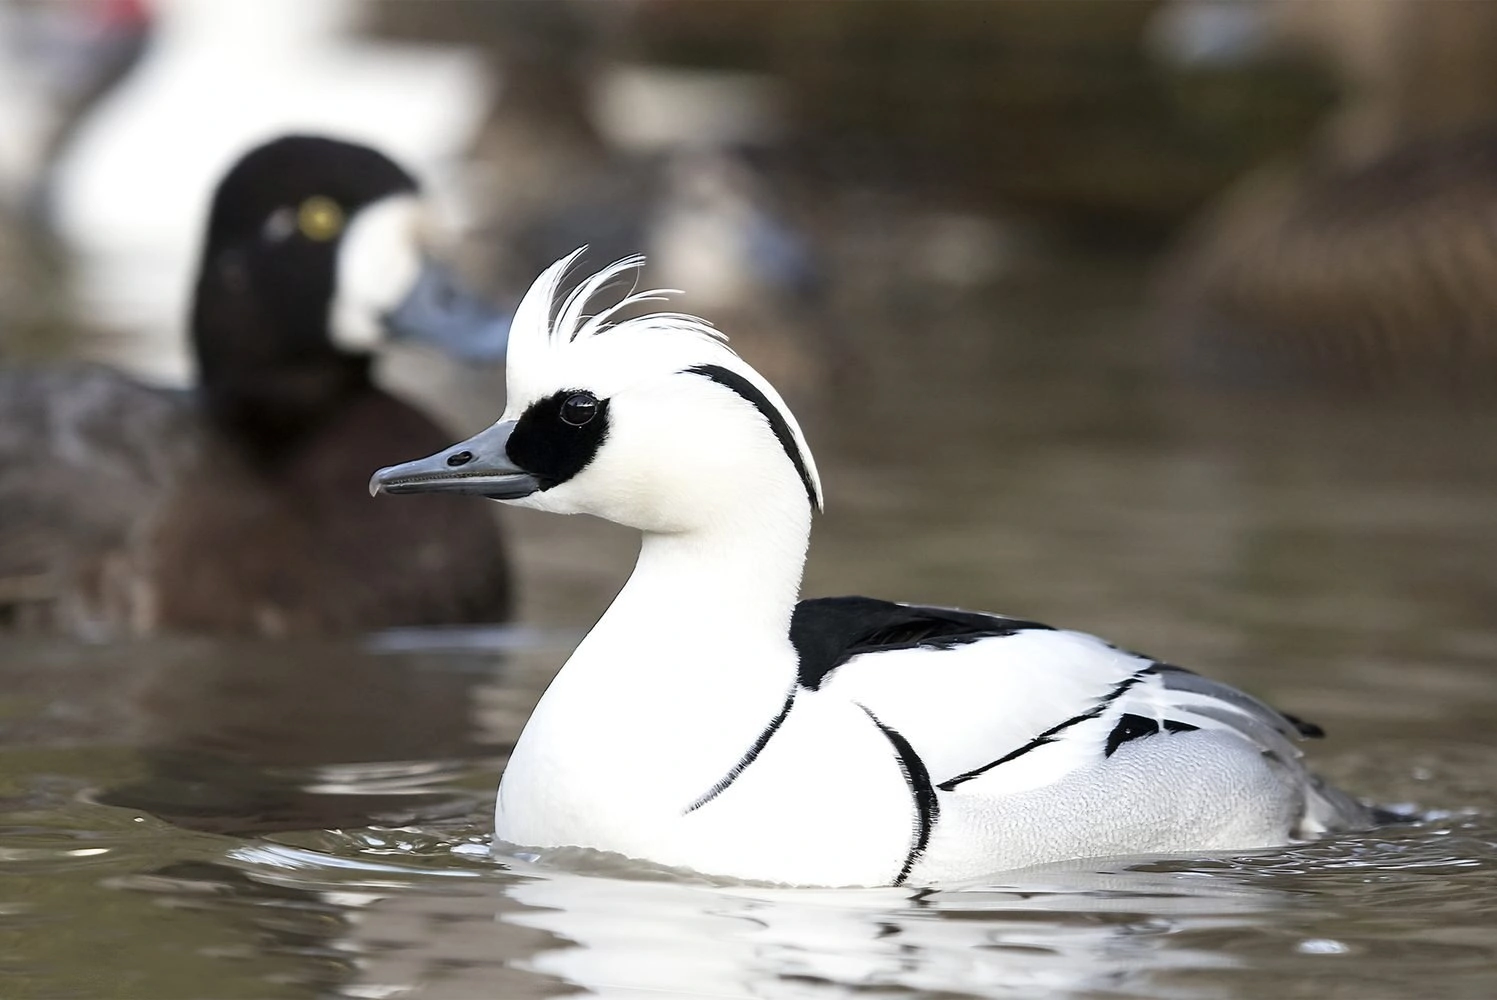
[330,194,424,352]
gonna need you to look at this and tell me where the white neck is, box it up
[568,491,811,727]
[607,515,809,647]
[497,488,813,846]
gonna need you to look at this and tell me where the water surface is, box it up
[4,263,1496,998]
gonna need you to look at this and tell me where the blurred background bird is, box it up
[0,135,514,637]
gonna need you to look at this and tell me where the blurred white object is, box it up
[0,0,149,209]
[0,5,54,205]
[48,0,496,383]
[511,63,811,319]
[908,210,1019,291]
[591,64,783,153]
[647,149,813,314]
[1145,0,1274,68]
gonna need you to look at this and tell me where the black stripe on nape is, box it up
[858,705,938,887]
[684,364,819,510]
[938,666,1159,791]
[683,687,797,814]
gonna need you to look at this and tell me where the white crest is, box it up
[506,249,732,386]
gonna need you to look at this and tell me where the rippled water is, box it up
[4,262,1497,997]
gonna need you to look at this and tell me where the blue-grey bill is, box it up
[383,258,511,363]
[369,421,540,499]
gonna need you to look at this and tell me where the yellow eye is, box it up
[297,196,344,242]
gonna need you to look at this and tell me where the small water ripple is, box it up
[121,808,1479,1000]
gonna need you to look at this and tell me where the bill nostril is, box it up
[446,451,474,467]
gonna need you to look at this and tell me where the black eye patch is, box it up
[505,389,611,489]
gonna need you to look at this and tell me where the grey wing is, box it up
[1150,665,1316,766]
[1147,665,1372,833]
[0,364,198,632]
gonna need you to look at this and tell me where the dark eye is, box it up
[559,391,599,427]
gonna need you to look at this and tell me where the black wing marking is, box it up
[858,704,939,887]
[681,595,1052,816]
[938,666,1158,791]
[937,658,1322,790]
[791,596,1055,690]
[1280,712,1325,740]
[1103,713,1200,757]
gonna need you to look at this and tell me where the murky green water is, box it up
[4,262,1497,997]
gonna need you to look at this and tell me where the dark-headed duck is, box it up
[0,135,513,637]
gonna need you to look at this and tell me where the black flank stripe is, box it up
[684,687,797,814]
[938,667,1159,791]
[858,705,939,887]
[685,365,819,510]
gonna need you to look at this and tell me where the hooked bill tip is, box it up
[368,470,388,497]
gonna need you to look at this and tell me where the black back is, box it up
[190,136,418,455]
[790,596,1055,689]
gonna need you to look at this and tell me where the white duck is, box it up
[371,251,1372,887]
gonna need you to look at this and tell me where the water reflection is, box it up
[497,867,1259,999]
[115,803,1476,1000]
[79,634,534,834]
[155,841,1282,1000]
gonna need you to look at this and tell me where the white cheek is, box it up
[530,390,757,533]
[331,194,424,351]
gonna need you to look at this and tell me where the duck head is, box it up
[196,135,511,363]
[371,250,822,535]
[192,135,510,442]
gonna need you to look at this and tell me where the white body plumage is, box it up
[373,251,1369,887]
